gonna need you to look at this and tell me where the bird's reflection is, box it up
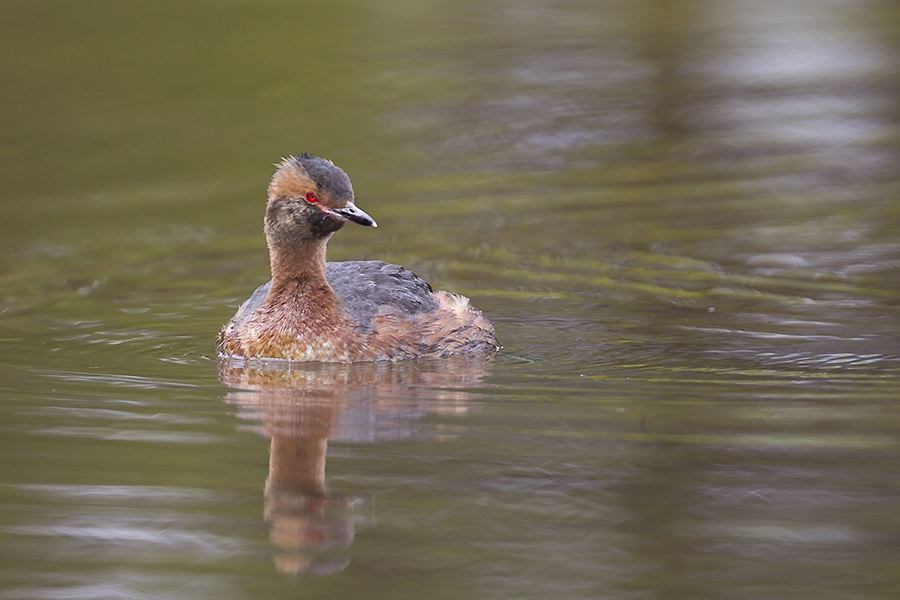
[218,356,494,576]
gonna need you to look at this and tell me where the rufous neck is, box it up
[267,238,329,285]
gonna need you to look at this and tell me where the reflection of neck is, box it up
[267,435,328,497]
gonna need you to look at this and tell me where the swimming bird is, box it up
[217,154,498,362]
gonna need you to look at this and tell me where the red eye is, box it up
[305,192,318,203]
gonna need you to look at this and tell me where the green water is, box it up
[2,0,899,598]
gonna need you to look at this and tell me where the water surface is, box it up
[1,0,899,598]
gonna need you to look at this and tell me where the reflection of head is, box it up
[218,355,494,576]
[266,489,356,576]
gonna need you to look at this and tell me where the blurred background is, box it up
[1,0,899,598]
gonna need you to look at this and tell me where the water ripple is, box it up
[32,427,222,444]
[34,369,198,390]
[2,573,241,600]
[11,484,225,505]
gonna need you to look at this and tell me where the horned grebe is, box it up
[217,154,498,362]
